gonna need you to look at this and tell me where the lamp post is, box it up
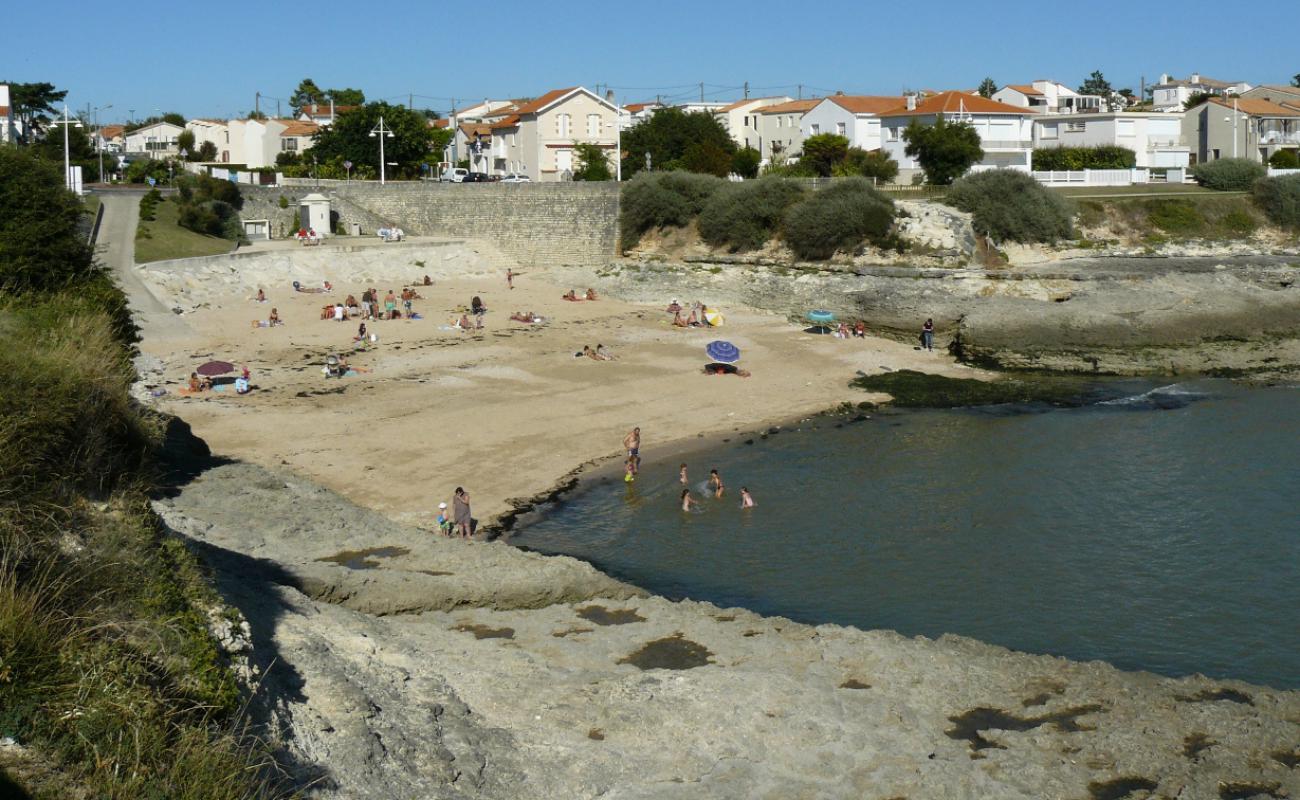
[369,116,395,185]
[91,103,112,184]
[49,104,84,192]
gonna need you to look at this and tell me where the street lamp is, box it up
[369,116,395,185]
[49,105,84,192]
[91,103,113,184]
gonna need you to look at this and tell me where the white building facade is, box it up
[994,80,1103,114]
[879,92,1035,179]
[487,86,620,181]
[1034,112,1190,168]
[800,95,902,151]
[1152,73,1252,112]
[124,121,184,156]
[753,98,820,164]
[714,97,791,149]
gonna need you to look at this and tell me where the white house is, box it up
[619,101,663,130]
[1152,73,1252,112]
[0,84,13,144]
[674,101,729,115]
[124,121,185,156]
[221,118,317,169]
[1034,112,1190,168]
[1183,97,1300,164]
[296,103,357,126]
[486,86,620,181]
[714,96,791,150]
[95,124,125,154]
[879,92,1035,179]
[994,80,1103,114]
[184,119,229,162]
[753,98,820,164]
[800,95,902,152]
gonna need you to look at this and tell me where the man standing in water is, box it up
[623,427,641,475]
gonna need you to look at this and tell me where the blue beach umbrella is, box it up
[808,309,835,324]
[705,340,741,364]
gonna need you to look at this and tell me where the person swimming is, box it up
[708,468,724,498]
[679,463,688,485]
[740,487,755,508]
[681,488,698,512]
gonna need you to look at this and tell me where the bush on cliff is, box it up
[0,148,96,293]
[1032,145,1137,171]
[1190,158,1265,191]
[1251,174,1300,228]
[782,178,898,260]
[619,171,724,248]
[697,178,807,252]
[947,169,1074,243]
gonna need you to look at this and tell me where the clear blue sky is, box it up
[7,0,1296,122]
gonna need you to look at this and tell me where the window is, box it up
[281,137,298,151]
[1041,124,1058,140]
[836,122,846,136]
[810,123,820,135]
[775,116,782,128]
[557,113,571,137]
[1116,120,1135,137]
[509,133,516,146]
[587,113,600,137]
[1066,122,1086,133]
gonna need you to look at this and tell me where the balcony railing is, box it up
[1261,131,1300,145]
[981,139,1033,150]
[1147,138,1187,148]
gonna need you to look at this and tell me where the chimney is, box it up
[1159,73,1169,85]
[1190,72,1200,84]
[606,89,615,103]
[905,93,917,111]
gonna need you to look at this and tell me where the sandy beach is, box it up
[139,242,977,529]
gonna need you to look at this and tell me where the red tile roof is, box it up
[1206,97,1300,116]
[827,95,906,114]
[97,124,125,139]
[1005,84,1043,96]
[489,115,521,130]
[432,118,449,128]
[624,102,659,113]
[881,91,1033,117]
[300,104,358,116]
[513,87,581,115]
[279,120,320,136]
[758,99,821,114]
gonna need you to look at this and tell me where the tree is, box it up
[290,78,326,112]
[978,78,998,98]
[176,129,196,159]
[29,123,117,182]
[1292,73,1300,88]
[196,141,218,162]
[0,147,96,291]
[731,147,761,179]
[2,81,68,144]
[800,133,850,176]
[681,140,733,177]
[903,118,983,185]
[620,107,736,178]
[1078,70,1114,110]
[124,113,185,134]
[835,148,899,183]
[245,109,268,121]
[572,142,613,181]
[307,102,436,180]
[326,88,365,106]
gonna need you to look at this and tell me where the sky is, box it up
[6,0,1297,123]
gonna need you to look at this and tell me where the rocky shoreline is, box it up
[157,430,1300,799]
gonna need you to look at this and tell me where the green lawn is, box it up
[82,193,101,217]
[1050,183,1234,199]
[134,196,236,263]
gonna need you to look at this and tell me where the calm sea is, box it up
[513,380,1300,689]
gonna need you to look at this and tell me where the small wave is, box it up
[1097,383,1207,410]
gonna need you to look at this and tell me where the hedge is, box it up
[619,171,724,248]
[782,178,897,260]
[1032,145,1137,171]
[947,169,1074,243]
[697,178,807,252]
[1190,158,1265,191]
[1251,174,1300,228]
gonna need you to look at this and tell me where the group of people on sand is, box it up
[669,300,715,329]
[250,289,283,328]
[509,311,541,324]
[324,288,423,322]
[562,289,598,301]
[833,321,868,339]
[434,487,473,538]
[679,464,755,512]
[185,365,252,396]
[579,344,615,361]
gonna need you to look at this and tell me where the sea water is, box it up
[514,380,1300,689]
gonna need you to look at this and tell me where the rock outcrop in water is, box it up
[158,459,1300,799]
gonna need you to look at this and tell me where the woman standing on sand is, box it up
[708,469,724,499]
[452,487,471,538]
[681,489,699,512]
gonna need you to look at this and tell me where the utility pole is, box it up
[744,81,749,99]
[409,92,413,110]
[49,104,83,193]
[370,116,395,185]
[699,82,704,103]
[255,92,260,117]
[277,99,282,118]
[798,84,803,100]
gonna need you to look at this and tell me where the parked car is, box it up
[439,167,468,183]
[461,172,490,183]
[501,173,531,183]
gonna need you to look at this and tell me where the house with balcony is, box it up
[296,103,357,126]
[879,92,1035,180]
[711,97,791,149]
[486,86,619,181]
[1034,112,1190,168]
[800,95,903,152]
[753,98,821,165]
[1183,97,1300,164]
[994,80,1104,114]
[1240,85,1300,108]
[1152,73,1252,112]
[124,121,185,156]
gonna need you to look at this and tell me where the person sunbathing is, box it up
[583,345,607,361]
[704,363,751,377]
[585,288,598,300]
[320,305,334,320]
[510,311,537,323]
[686,309,699,327]
[458,314,472,330]
[255,288,266,303]
[666,300,682,313]
[596,344,614,360]
[562,290,581,301]
[672,310,689,327]
[345,294,358,309]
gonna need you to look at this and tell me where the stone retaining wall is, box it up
[243,183,619,268]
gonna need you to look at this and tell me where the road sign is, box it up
[147,177,156,186]
[343,161,352,169]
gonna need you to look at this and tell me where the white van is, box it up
[439,167,469,183]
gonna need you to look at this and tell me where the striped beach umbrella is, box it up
[705,340,741,364]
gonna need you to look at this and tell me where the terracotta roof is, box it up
[513,87,581,115]
[1005,84,1043,96]
[488,115,520,130]
[715,96,787,113]
[300,103,358,116]
[758,99,821,114]
[1251,84,1300,95]
[279,120,320,136]
[827,95,906,114]
[0,106,8,117]
[881,91,1033,117]
[432,118,449,128]
[97,125,124,139]
[624,102,659,113]
[1206,97,1300,117]
[458,122,492,137]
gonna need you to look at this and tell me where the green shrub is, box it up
[697,178,807,251]
[0,148,97,293]
[947,169,1074,243]
[1251,174,1300,228]
[1190,158,1265,191]
[1144,199,1204,233]
[618,171,724,248]
[1032,146,1137,171]
[835,148,900,183]
[1268,150,1300,169]
[782,178,896,260]
[1214,208,1258,236]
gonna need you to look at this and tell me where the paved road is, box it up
[95,191,187,338]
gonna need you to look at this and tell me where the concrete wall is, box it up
[243,182,619,267]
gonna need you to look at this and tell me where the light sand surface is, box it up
[141,267,978,528]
